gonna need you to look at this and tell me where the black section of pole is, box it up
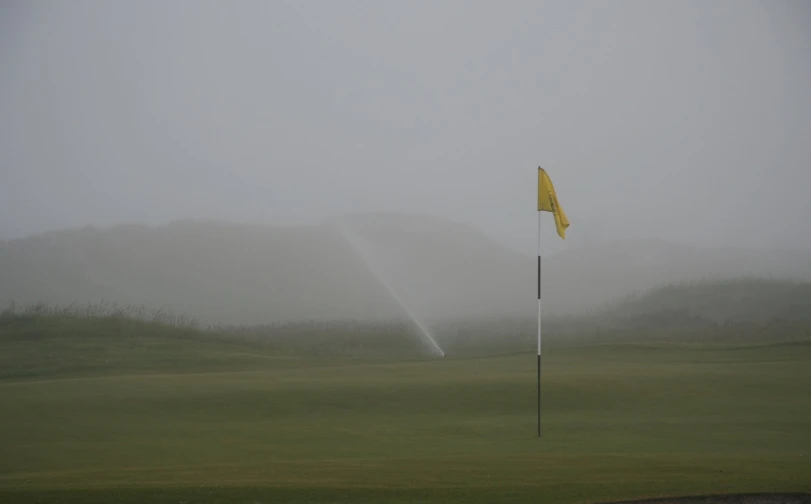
[537,256,541,300]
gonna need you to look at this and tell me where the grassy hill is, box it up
[0,220,406,325]
[4,278,811,368]
[0,216,534,325]
[2,215,810,327]
[0,311,280,381]
[430,279,811,356]
[539,238,811,317]
[0,307,436,380]
[604,278,811,324]
[0,311,809,503]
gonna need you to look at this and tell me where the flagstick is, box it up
[537,209,542,437]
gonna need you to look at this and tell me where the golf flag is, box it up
[538,168,569,239]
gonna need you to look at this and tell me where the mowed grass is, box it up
[1,321,810,503]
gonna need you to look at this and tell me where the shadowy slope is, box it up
[1,215,809,325]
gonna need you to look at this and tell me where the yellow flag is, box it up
[538,167,569,239]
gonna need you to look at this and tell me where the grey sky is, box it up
[2,0,810,255]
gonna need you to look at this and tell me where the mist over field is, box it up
[2,1,811,251]
[2,1,810,326]
[1,215,810,328]
[1,2,810,503]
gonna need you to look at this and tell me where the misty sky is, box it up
[2,0,810,255]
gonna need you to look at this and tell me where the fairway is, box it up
[1,341,810,503]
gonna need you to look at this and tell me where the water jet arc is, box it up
[334,223,445,358]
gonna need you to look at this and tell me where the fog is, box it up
[4,5,811,496]
[2,0,810,257]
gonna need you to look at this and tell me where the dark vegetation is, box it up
[438,278,811,356]
[0,304,426,380]
[3,279,809,376]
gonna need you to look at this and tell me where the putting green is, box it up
[1,338,809,503]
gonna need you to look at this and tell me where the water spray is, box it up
[334,222,445,358]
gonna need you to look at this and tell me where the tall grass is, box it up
[0,301,428,361]
[4,277,811,360]
[1,299,201,328]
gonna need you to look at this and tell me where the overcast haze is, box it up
[2,0,810,255]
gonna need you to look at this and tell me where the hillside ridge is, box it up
[2,215,809,326]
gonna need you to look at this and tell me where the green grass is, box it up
[0,312,432,380]
[1,317,810,503]
[0,314,296,380]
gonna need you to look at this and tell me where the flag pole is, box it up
[536,166,568,438]
[537,180,543,438]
